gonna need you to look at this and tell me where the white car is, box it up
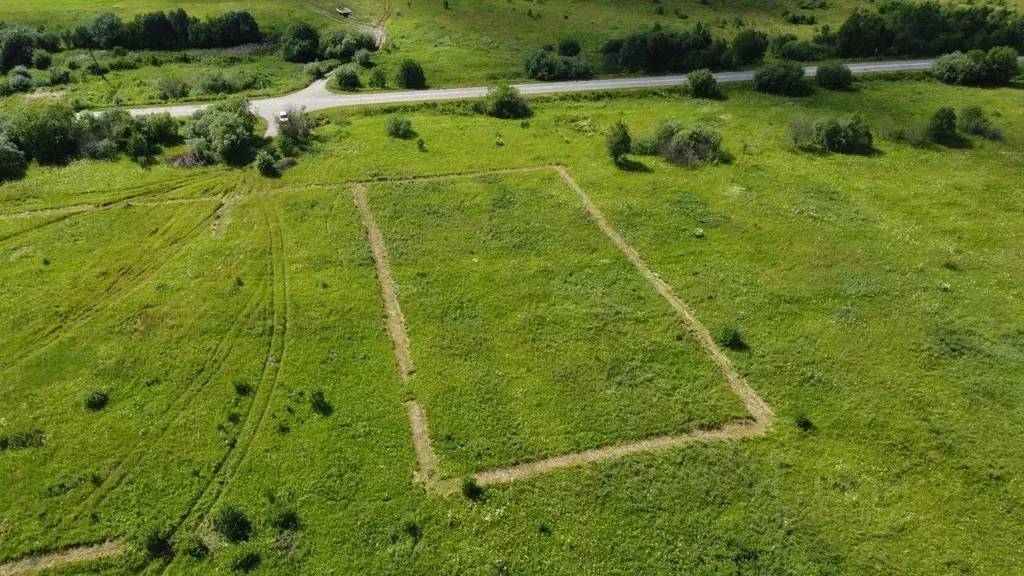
[279,110,289,123]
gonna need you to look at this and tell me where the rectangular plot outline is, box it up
[354,166,773,495]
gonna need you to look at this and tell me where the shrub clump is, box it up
[461,477,485,501]
[281,22,320,63]
[632,121,730,167]
[523,47,593,81]
[0,428,45,452]
[310,388,333,416]
[332,64,361,91]
[213,504,252,542]
[255,148,280,177]
[184,97,260,166]
[719,326,749,352]
[85,390,109,411]
[607,120,632,164]
[484,83,532,119]
[815,61,853,90]
[753,60,808,95]
[927,107,958,144]
[957,106,1003,141]
[687,68,721,99]
[395,59,427,89]
[181,534,210,559]
[934,46,1020,87]
[385,116,414,139]
[0,138,28,183]
[805,114,873,154]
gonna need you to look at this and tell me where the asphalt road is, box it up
[127,59,939,136]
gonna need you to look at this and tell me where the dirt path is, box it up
[352,184,414,381]
[0,542,121,576]
[554,167,773,427]
[358,165,773,492]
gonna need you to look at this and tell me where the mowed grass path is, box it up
[367,172,748,476]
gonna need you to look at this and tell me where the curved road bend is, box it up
[127,59,939,136]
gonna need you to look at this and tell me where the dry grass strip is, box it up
[0,542,121,576]
[356,165,774,493]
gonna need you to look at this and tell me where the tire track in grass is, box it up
[0,201,223,374]
[154,198,289,572]
[69,276,270,522]
[358,167,773,494]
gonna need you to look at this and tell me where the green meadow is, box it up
[1,74,1023,574]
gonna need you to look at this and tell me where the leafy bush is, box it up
[310,388,333,416]
[213,505,252,542]
[811,114,873,154]
[753,60,808,95]
[607,120,631,163]
[0,429,45,452]
[48,68,71,86]
[155,76,189,100]
[255,148,280,177]
[270,508,301,531]
[461,477,485,501]
[185,97,260,165]
[788,116,814,146]
[85,390,109,411]
[231,551,260,573]
[181,535,209,559]
[277,106,311,144]
[320,29,376,62]
[957,106,1003,141]
[687,68,721,99]
[369,67,387,89]
[935,47,1020,87]
[523,48,594,81]
[631,119,686,155]
[557,38,581,57]
[199,71,238,94]
[13,103,80,165]
[303,60,332,79]
[282,22,320,63]
[927,107,957,144]
[719,326,749,352]
[816,61,852,90]
[354,48,374,68]
[5,73,32,94]
[332,64,361,91]
[396,59,427,89]
[31,50,51,70]
[233,380,252,396]
[144,529,173,559]
[484,83,532,119]
[607,24,734,74]
[0,138,28,183]
[662,125,731,167]
[732,29,769,65]
[385,116,414,139]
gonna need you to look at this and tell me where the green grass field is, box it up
[1,75,1023,574]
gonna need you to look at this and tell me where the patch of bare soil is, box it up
[352,184,414,381]
[0,542,121,576]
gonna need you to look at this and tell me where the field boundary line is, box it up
[359,166,773,493]
[0,542,120,576]
[554,166,773,426]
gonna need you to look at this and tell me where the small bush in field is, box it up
[461,477,485,501]
[85,390,109,411]
[687,68,721,99]
[719,326,748,352]
[385,116,414,139]
[213,504,252,542]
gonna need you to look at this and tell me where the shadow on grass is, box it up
[615,158,652,172]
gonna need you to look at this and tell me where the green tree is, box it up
[281,22,320,63]
[927,107,957,144]
[816,61,853,90]
[483,83,531,119]
[13,103,80,165]
[0,138,28,183]
[396,59,427,89]
[688,68,721,99]
[732,29,769,65]
[184,97,259,165]
[332,65,361,91]
[753,60,809,96]
[607,121,632,163]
